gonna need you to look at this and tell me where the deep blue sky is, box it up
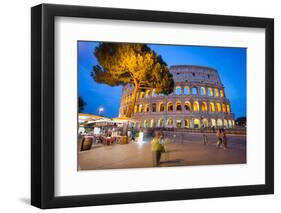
[78,41,246,118]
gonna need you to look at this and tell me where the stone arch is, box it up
[134,105,138,113]
[184,119,191,128]
[167,102,173,112]
[216,103,221,112]
[158,119,164,127]
[202,118,208,127]
[214,88,219,97]
[211,118,216,127]
[192,87,198,95]
[226,104,231,113]
[176,120,182,128]
[139,104,143,113]
[200,87,206,95]
[222,103,226,113]
[183,86,189,95]
[193,101,200,112]
[208,88,214,96]
[144,104,149,112]
[167,118,173,126]
[201,102,208,112]
[175,86,182,95]
[220,90,224,97]
[144,120,149,128]
[159,102,164,112]
[223,119,228,128]
[152,103,156,112]
[217,118,223,127]
[151,119,156,128]
[209,102,215,112]
[193,118,201,128]
[185,101,191,112]
[228,120,232,128]
[176,101,182,111]
[146,90,151,98]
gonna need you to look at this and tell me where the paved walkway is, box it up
[78,133,246,170]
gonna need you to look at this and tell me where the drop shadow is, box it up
[19,197,30,205]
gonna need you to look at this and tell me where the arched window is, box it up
[176,101,182,111]
[216,103,221,112]
[222,104,226,113]
[151,119,156,128]
[208,88,213,96]
[144,104,149,112]
[167,102,173,112]
[146,90,151,98]
[224,119,228,128]
[202,118,208,127]
[193,118,200,128]
[176,120,182,128]
[209,102,215,112]
[226,104,231,113]
[201,102,207,112]
[184,119,190,128]
[217,119,223,127]
[158,119,164,127]
[193,101,199,112]
[200,87,206,95]
[144,120,149,128]
[192,87,198,95]
[151,89,156,97]
[167,118,173,126]
[134,105,138,113]
[139,104,143,113]
[228,120,232,128]
[220,90,224,97]
[183,86,189,95]
[214,88,219,97]
[175,86,181,95]
[211,118,216,127]
[152,103,156,112]
[159,102,164,112]
[185,101,191,112]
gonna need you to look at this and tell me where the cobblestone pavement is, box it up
[78,133,246,170]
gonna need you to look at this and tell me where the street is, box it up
[78,133,246,170]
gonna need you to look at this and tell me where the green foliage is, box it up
[91,43,174,117]
[78,96,86,112]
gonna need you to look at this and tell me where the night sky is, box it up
[78,41,246,119]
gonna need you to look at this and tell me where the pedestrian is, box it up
[216,128,223,148]
[201,126,208,145]
[151,131,165,166]
[222,129,228,149]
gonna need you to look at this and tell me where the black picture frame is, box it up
[31,3,274,209]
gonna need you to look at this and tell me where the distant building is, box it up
[119,65,235,128]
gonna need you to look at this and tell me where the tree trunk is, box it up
[126,84,139,118]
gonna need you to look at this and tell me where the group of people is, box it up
[150,128,228,167]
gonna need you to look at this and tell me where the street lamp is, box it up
[98,107,104,115]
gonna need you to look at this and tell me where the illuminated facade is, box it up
[119,65,235,128]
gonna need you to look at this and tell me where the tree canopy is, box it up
[78,96,86,113]
[91,43,174,117]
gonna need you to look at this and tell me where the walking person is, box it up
[216,128,223,148]
[221,128,228,149]
[201,126,208,145]
[151,131,164,167]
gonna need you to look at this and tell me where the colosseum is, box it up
[119,65,235,129]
